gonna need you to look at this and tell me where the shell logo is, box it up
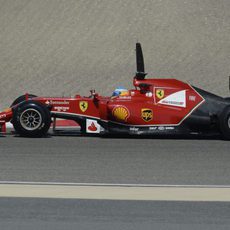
[112,106,130,122]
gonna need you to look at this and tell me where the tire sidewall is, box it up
[220,106,230,140]
[12,101,51,137]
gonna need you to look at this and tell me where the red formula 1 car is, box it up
[1,43,230,139]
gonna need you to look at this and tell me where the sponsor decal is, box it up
[189,95,196,101]
[141,108,153,122]
[129,127,139,132]
[112,106,130,122]
[149,126,174,131]
[118,96,131,100]
[156,89,164,99]
[165,127,175,130]
[86,119,101,133]
[79,101,88,112]
[54,106,70,112]
[50,101,69,105]
[45,100,70,106]
[158,90,186,108]
[149,127,157,130]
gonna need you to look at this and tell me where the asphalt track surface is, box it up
[1,134,230,229]
[0,198,230,230]
[0,135,230,185]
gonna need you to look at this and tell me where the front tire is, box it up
[220,106,230,140]
[10,94,37,107]
[12,101,51,137]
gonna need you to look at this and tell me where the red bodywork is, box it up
[0,78,205,133]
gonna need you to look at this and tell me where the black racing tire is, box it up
[220,106,230,140]
[10,94,37,107]
[12,101,51,137]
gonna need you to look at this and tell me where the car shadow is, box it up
[2,130,226,141]
[50,131,224,141]
[100,133,223,141]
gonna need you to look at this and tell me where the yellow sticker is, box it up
[112,106,129,122]
[79,101,88,112]
[141,108,153,122]
[156,89,164,99]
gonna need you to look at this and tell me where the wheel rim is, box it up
[228,116,230,129]
[20,108,42,131]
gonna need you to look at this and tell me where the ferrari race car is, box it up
[1,43,230,139]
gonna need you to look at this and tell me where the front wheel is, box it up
[12,101,51,137]
[10,94,37,107]
[220,106,230,140]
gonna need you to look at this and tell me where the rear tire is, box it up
[12,101,51,137]
[220,106,230,140]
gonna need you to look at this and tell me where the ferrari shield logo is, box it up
[79,101,88,112]
[156,89,164,99]
[141,109,153,122]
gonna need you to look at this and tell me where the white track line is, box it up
[0,181,230,188]
[0,182,230,201]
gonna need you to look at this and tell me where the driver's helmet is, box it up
[112,86,129,97]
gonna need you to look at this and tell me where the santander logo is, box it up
[88,122,98,132]
[86,119,101,133]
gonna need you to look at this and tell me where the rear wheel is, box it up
[12,101,51,137]
[220,106,230,140]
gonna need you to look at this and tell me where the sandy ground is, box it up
[0,0,230,109]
